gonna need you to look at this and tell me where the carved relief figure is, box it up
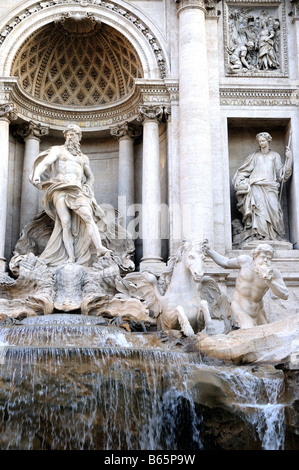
[258,20,279,70]
[204,242,288,329]
[30,124,111,266]
[232,132,292,244]
[227,7,281,73]
[226,41,255,72]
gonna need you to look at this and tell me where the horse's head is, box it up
[181,240,205,282]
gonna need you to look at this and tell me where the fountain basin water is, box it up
[0,314,292,450]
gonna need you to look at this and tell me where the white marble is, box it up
[177,2,213,242]
[0,116,10,271]
[20,134,41,229]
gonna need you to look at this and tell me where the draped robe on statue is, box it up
[232,150,292,241]
[30,149,108,267]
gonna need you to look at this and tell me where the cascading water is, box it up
[0,315,204,450]
[0,315,287,450]
[213,366,286,450]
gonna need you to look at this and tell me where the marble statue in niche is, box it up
[226,7,281,74]
[30,123,112,266]
[232,132,292,247]
[204,241,289,330]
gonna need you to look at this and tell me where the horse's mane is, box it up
[159,240,204,292]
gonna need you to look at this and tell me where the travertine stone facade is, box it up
[0,0,298,320]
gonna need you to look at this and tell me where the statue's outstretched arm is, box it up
[205,245,241,270]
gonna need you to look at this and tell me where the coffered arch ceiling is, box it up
[11,17,144,108]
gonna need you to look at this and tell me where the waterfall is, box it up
[217,366,286,450]
[0,315,287,450]
[0,315,203,450]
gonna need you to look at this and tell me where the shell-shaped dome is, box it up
[11,19,143,107]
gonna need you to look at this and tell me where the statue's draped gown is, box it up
[233,149,292,240]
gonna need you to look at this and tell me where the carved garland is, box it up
[0,0,167,79]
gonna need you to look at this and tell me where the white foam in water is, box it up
[217,366,286,450]
[0,316,288,450]
[103,333,132,348]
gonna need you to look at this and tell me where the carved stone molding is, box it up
[0,103,17,122]
[174,0,220,16]
[110,121,142,140]
[223,0,288,77]
[0,0,168,80]
[220,88,298,106]
[0,78,174,132]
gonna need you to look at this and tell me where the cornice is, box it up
[0,77,175,131]
[220,87,298,106]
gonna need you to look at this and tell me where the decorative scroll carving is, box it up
[0,103,17,121]
[174,0,221,16]
[137,104,164,122]
[110,121,142,140]
[14,120,49,140]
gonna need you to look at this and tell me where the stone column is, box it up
[164,83,181,256]
[16,121,49,230]
[176,0,214,243]
[137,105,165,273]
[110,122,141,230]
[0,104,17,272]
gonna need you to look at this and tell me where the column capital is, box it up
[174,0,219,16]
[110,121,142,141]
[137,105,164,123]
[15,120,49,141]
[0,103,17,122]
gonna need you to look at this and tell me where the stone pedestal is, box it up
[241,240,293,251]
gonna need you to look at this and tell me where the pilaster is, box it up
[0,104,17,272]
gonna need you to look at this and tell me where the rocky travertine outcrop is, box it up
[198,313,299,366]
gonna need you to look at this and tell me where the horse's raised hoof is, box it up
[182,326,195,337]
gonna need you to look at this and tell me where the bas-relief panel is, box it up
[223,0,287,77]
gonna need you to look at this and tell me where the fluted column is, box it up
[176,0,213,242]
[17,121,49,230]
[138,105,165,272]
[0,104,17,272]
[110,122,141,230]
